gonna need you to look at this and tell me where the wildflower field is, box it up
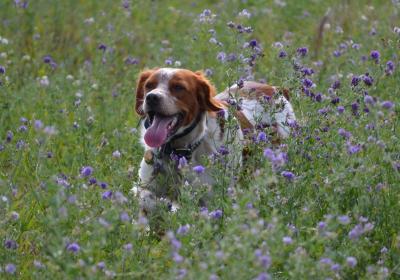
[1,0,399,279]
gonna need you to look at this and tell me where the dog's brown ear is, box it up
[195,71,224,112]
[135,69,157,115]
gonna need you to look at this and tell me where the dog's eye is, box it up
[145,82,156,91]
[171,84,186,92]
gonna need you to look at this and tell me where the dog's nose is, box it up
[145,93,161,106]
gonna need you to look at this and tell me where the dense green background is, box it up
[0,0,399,279]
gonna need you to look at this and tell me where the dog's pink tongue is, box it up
[144,115,174,148]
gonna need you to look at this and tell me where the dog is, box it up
[133,68,296,215]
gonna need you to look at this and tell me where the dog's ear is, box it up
[135,69,157,115]
[195,71,223,112]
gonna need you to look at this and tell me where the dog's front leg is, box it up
[136,150,158,214]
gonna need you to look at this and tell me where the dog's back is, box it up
[215,81,296,138]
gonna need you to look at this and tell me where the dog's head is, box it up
[135,68,223,148]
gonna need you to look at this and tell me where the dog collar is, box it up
[143,136,204,167]
[159,135,204,161]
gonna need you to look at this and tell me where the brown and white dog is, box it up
[133,68,296,214]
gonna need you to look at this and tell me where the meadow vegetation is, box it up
[0,0,399,279]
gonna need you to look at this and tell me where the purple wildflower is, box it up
[301,67,314,76]
[254,272,271,280]
[218,145,229,155]
[302,78,313,88]
[177,224,190,235]
[346,256,357,268]
[337,106,345,114]
[97,261,106,270]
[331,96,340,104]
[315,93,322,102]
[6,130,13,142]
[122,0,130,9]
[112,150,121,158]
[114,191,127,204]
[227,21,235,28]
[14,0,29,8]
[331,80,341,89]
[124,56,139,65]
[34,120,43,130]
[0,65,5,74]
[364,95,375,105]
[282,236,293,244]
[337,215,351,225]
[363,222,374,232]
[317,221,326,230]
[138,215,148,226]
[348,224,364,240]
[278,50,287,58]
[263,148,287,170]
[236,79,244,88]
[42,55,53,64]
[338,128,351,139]
[281,171,295,180]
[351,102,359,115]
[259,254,271,269]
[249,39,258,48]
[172,252,184,263]
[66,242,80,253]
[88,177,97,185]
[99,182,108,189]
[16,139,25,149]
[257,131,267,142]
[33,260,45,269]
[319,258,333,266]
[5,263,16,274]
[370,50,380,63]
[18,125,27,132]
[164,58,173,65]
[331,263,341,272]
[4,239,18,250]
[381,101,394,110]
[296,47,308,57]
[318,107,329,115]
[123,243,133,251]
[209,209,223,219]
[204,68,213,77]
[333,50,341,57]
[102,190,112,200]
[216,52,226,62]
[351,76,361,87]
[363,73,373,86]
[120,212,130,222]
[347,143,361,155]
[226,53,237,62]
[98,43,107,51]
[385,60,395,75]
[177,156,188,169]
[193,165,205,174]
[80,166,93,177]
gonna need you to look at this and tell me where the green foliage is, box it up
[0,0,399,279]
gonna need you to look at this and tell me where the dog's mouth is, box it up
[144,112,183,148]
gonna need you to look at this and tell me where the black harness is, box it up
[143,113,204,161]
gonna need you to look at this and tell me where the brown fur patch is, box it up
[135,68,158,115]
[168,70,224,126]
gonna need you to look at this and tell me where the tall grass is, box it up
[0,0,399,279]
